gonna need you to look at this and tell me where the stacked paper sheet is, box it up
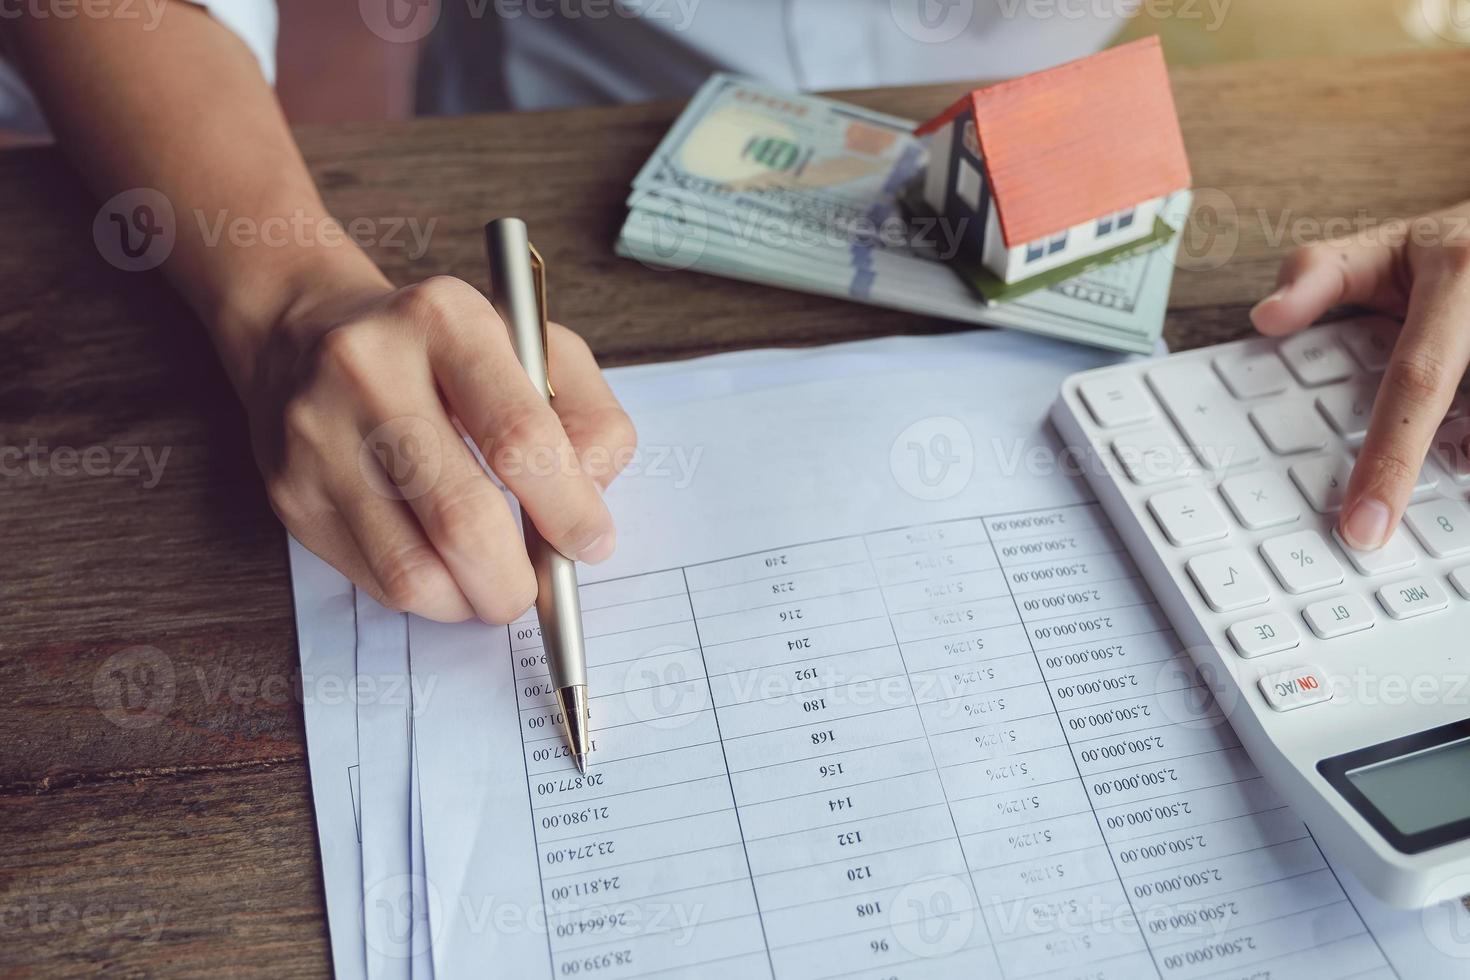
[292,332,1470,980]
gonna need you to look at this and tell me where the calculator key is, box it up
[1279,330,1357,386]
[1147,362,1265,472]
[1332,527,1417,576]
[1079,375,1154,428]
[1376,577,1450,620]
[1249,400,1330,455]
[1259,664,1333,711]
[1111,427,1190,485]
[1186,549,1271,612]
[1289,455,1350,513]
[1213,350,1291,400]
[1227,612,1301,659]
[1339,316,1398,372]
[1219,471,1302,530]
[1430,424,1470,484]
[1148,487,1230,546]
[1315,381,1377,440]
[1451,566,1470,599]
[1302,594,1375,638]
[1260,530,1344,594]
[1403,498,1470,558]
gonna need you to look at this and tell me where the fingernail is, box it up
[1342,497,1391,550]
[577,530,616,565]
[1249,287,1287,318]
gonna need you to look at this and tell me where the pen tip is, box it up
[556,684,592,777]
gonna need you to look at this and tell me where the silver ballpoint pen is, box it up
[484,218,592,774]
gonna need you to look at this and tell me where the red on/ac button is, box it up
[1259,665,1333,711]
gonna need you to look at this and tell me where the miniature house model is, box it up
[915,36,1191,292]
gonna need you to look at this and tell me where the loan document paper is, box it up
[294,331,1470,979]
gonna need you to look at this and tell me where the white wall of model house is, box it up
[992,194,1162,283]
[921,117,1163,284]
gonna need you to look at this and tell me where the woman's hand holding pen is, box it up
[239,274,638,624]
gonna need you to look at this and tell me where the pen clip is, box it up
[528,241,554,398]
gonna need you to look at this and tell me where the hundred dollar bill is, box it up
[619,189,1190,352]
[617,221,1152,354]
[631,74,925,236]
[620,74,1187,352]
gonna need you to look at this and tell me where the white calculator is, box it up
[1052,316,1470,909]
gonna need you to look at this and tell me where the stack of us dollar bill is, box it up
[616,74,1190,354]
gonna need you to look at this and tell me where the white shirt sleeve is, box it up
[0,0,278,136]
[194,0,278,84]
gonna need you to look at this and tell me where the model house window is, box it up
[1026,241,1045,262]
[954,158,982,211]
[1097,215,1114,236]
[1117,207,1136,229]
[1047,232,1068,254]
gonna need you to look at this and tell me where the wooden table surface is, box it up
[4,48,1470,978]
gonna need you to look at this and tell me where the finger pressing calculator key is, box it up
[1053,318,1470,909]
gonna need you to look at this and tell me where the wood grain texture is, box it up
[3,49,1468,976]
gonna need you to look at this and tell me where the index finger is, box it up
[546,325,638,490]
[410,281,617,565]
[1340,268,1470,550]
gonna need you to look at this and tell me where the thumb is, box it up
[1250,239,1400,337]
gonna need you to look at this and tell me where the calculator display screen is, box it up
[1320,720,1470,854]
[1346,737,1470,836]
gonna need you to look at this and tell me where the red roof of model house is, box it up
[915,36,1191,248]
